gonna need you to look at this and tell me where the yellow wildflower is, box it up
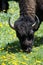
[12,62,18,65]
[2,56,6,59]
[0,48,2,51]
[22,55,29,60]
[21,62,27,65]
[36,60,41,63]
[1,62,6,65]
[14,34,16,38]
[10,9,14,13]
[0,23,2,27]
[34,60,41,65]
[5,23,9,26]
[2,48,4,50]
[9,31,13,34]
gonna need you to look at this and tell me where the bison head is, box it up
[8,15,40,53]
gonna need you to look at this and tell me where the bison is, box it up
[9,0,43,53]
[0,0,9,13]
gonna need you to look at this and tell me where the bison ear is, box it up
[32,15,40,31]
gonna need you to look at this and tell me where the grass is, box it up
[0,1,43,65]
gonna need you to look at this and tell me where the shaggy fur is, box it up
[14,15,35,52]
[9,0,43,53]
[16,0,43,22]
[36,0,43,21]
[14,0,43,52]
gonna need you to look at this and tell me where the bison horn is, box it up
[32,15,40,27]
[32,22,36,27]
[8,17,15,30]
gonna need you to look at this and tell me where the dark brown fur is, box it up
[9,0,43,53]
[16,0,43,29]
[0,0,9,13]
[17,0,43,22]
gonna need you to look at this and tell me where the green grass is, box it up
[0,1,43,65]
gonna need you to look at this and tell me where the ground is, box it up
[0,1,43,65]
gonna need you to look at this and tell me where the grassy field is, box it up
[0,1,43,65]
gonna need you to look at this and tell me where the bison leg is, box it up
[2,0,9,13]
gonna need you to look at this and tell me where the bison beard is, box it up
[14,15,35,53]
[9,0,43,53]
